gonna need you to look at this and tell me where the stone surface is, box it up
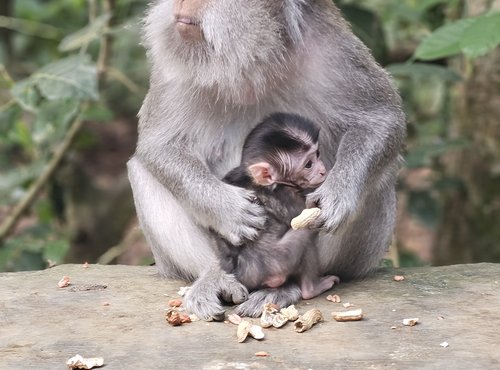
[1,263,499,369]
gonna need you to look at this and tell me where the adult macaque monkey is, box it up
[128,0,406,320]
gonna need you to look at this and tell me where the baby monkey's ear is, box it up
[248,162,277,186]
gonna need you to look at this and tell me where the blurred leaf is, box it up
[0,223,70,271]
[415,18,475,60]
[388,63,461,82]
[405,139,468,168]
[10,55,99,110]
[415,0,457,12]
[0,162,44,203]
[460,12,500,58]
[35,199,56,224]
[398,249,425,267]
[59,13,111,52]
[140,256,155,266]
[415,12,500,60]
[33,100,80,146]
[433,177,465,192]
[43,239,70,264]
[408,190,439,227]
[36,55,99,101]
[0,249,47,272]
[8,120,35,153]
[0,236,46,272]
[81,104,114,122]
[9,79,41,112]
[339,4,387,63]
[0,105,21,138]
[0,16,60,38]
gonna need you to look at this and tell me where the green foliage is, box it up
[395,8,500,238]
[415,11,500,60]
[398,249,426,267]
[339,4,388,63]
[408,190,440,227]
[346,0,500,264]
[59,14,112,52]
[0,0,147,271]
[0,227,70,271]
[341,0,461,53]
[387,62,461,82]
[11,55,98,111]
[2,0,499,271]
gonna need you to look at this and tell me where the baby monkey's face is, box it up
[246,142,327,189]
[290,143,327,189]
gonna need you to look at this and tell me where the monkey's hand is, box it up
[184,265,249,321]
[305,184,356,233]
[235,284,302,318]
[212,185,266,245]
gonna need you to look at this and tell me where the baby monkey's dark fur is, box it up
[216,113,339,300]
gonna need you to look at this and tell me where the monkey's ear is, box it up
[248,162,276,186]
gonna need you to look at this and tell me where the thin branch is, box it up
[0,15,60,39]
[107,66,141,93]
[0,110,85,242]
[97,0,116,81]
[0,64,14,85]
[97,244,124,265]
[0,98,15,113]
[0,0,117,243]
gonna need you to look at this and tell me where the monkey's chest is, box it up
[204,123,259,178]
[206,141,239,178]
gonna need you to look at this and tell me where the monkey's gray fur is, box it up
[128,0,406,319]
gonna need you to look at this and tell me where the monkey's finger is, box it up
[297,210,327,230]
[313,212,350,233]
[184,296,226,322]
[305,217,325,230]
[220,284,248,304]
[305,194,321,209]
[240,204,267,228]
[244,204,267,230]
[224,225,260,245]
[248,195,264,206]
[239,224,262,241]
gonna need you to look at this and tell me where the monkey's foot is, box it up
[184,270,248,321]
[301,275,340,300]
[234,284,302,318]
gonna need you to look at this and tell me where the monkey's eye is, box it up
[305,160,313,169]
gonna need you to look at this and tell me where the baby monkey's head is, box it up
[243,113,327,190]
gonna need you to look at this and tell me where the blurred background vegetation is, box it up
[1,0,499,272]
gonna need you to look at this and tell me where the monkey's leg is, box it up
[298,245,340,300]
[235,284,302,318]
[234,229,317,317]
[234,229,314,290]
[270,229,316,274]
[128,157,248,320]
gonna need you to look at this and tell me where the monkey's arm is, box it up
[307,117,404,232]
[135,141,265,245]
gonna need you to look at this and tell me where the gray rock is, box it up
[1,263,499,369]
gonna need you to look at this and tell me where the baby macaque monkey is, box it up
[216,113,339,300]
